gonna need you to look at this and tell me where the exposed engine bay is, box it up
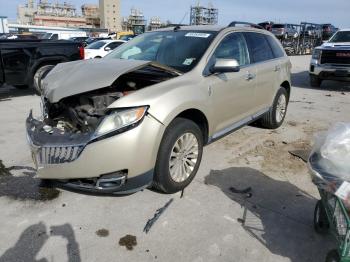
[42,65,179,134]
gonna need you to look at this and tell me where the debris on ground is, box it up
[119,235,137,250]
[0,160,11,176]
[96,229,109,237]
[143,198,174,234]
[288,149,311,163]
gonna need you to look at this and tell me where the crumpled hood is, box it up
[43,58,151,103]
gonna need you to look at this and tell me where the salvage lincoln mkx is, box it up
[26,24,291,194]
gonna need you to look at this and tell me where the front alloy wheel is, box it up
[153,118,203,193]
[169,133,199,183]
[276,94,287,123]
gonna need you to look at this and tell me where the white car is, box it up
[84,40,126,59]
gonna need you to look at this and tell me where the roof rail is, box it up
[228,21,264,30]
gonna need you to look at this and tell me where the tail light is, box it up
[79,45,84,60]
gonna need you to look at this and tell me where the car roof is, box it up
[154,24,267,33]
[338,28,350,32]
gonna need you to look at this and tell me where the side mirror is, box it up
[210,59,240,74]
[104,46,111,51]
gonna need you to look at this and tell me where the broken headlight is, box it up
[95,106,148,137]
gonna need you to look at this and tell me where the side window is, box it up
[212,33,250,66]
[265,35,285,58]
[51,34,58,40]
[107,42,123,50]
[244,32,274,63]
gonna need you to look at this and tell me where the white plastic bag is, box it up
[320,123,350,180]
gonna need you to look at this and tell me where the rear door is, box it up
[205,32,257,135]
[0,42,31,86]
[244,32,279,112]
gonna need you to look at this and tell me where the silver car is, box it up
[27,25,291,194]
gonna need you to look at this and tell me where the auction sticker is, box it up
[335,181,350,201]
[185,32,211,38]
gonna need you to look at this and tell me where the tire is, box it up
[314,200,330,234]
[33,65,55,93]
[153,118,204,194]
[325,250,340,262]
[310,74,322,87]
[259,87,289,129]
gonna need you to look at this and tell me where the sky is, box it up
[0,0,349,28]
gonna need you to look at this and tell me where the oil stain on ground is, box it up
[96,229,109,237]
[119,235,137,250]
[0,160,60,201]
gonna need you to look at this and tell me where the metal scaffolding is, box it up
[190,2,218,26]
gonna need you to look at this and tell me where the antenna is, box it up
[179,12,188,25]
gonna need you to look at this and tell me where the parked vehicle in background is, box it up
[118,31,134,40]
[309,29,350,87]
[0,39,84,91]
[258,21,274,31]
[301,25,322,38]
[83,37,112,47]
[322,24,338,40]
[85,40,126,59]
[69,36,89,43]
[119,34,134,41]
[39,30,87,40]
[26,25,291,195]
[271,24,298,39]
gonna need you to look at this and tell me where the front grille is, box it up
[37,145,84,165]
[321,50,350,65]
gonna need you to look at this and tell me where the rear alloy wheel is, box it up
[310,74,322,88]
[259,87,288,129]
[153,118,203,193]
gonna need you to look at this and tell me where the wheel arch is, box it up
[173,109,210,145]
[281,80,291,99]
[27,57,68,86]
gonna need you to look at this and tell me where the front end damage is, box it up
[26,61,179,194]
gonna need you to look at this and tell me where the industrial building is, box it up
[99,0,121,33]
[122,8,146,34]
[82,4,100,28]
[190,2,218,26]
[17,0,87,28]
[149,17,162,31]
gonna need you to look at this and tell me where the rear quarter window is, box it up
[265,35,285,58]
[244,32,275,63]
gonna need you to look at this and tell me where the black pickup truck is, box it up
[0,40,84,90]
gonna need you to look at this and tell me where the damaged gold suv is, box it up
[26,25,291,194]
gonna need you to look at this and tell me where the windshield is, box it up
[329,31,350,43]
[86,41,107,49]
[106,30,217,73]
[39,33,52,39]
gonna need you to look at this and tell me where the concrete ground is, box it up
[0,55,349,262]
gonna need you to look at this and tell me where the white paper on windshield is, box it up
[185,32,211,38]
[183,58,195,65]
[335,181,350,201]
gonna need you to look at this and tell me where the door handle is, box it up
[274,65,281,72]
[245,72,256,81]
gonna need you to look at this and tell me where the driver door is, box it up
[205,32,257,136]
